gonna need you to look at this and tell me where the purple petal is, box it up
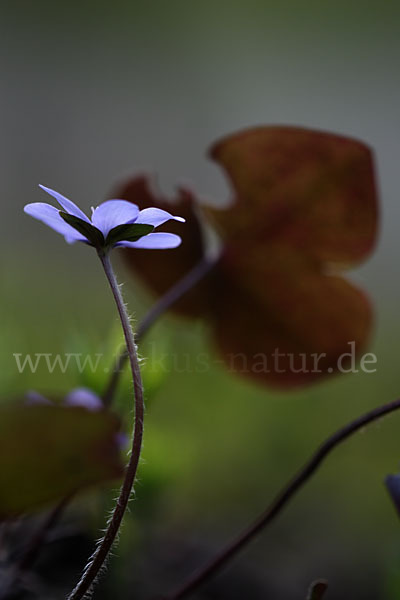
[91,200,140,237]
[135,207,185,228]
[116,232,182,249]
[115,432,129,449]
[64,387,103,411]
[24,203,88,243]
[25,390,53,406]
[39,185,90,223]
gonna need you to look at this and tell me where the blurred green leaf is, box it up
[0,403,123,519]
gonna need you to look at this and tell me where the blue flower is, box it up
[26,387,103,411]
[24,185,185,250]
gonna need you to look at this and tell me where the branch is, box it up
[161,398,400,599]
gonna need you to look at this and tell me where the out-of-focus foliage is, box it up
[117,126,378,387]
[0,403,122,518]
[385,473,400,519]
[306,580,328,599]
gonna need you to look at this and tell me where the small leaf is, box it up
[59,212,105,247]
[385,474,400,517]
[0,404,123,519]
[306,580,328,599]
[106,222,154,247]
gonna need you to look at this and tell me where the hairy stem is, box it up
[67,251,145,600]
[162,398,400,599]
[102,255,215,406]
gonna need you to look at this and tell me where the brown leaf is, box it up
[208,126,377,266]
[204,127,377,385]
[0,404,123,519]
[211,244,372,386]
[112,127,378,387]
[306,580,328,600]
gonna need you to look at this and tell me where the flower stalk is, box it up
[102,255,216,406]
[67,251,145,600]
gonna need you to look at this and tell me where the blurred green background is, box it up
[1,1,400,598]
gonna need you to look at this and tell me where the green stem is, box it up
[67,251,145,600]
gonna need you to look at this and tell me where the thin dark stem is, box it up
[162,398,400,600]
[67,252,145,600]
[102,256,215,407]
[0,496,73,599]
[17,495,72,573]
[136,256,215,343]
